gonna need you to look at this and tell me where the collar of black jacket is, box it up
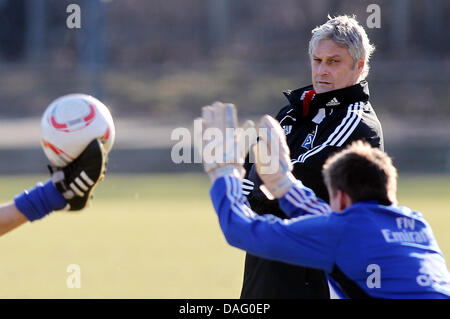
[283,81,370,119]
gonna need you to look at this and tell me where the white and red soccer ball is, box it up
[40,94,116,167]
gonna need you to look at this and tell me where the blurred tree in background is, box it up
[0,0,448,121]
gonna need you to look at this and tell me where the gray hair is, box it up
[309,15,375,81]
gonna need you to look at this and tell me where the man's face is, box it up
[311,39,363,93]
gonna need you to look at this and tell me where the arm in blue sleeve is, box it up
[14,180,67,221]
[279,181,332,218]
[210,175,339,273]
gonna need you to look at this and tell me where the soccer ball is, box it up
[40,93,116,167]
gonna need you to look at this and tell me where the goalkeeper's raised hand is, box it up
[14,138,107,222]
[49,138,107,211]
[254,115,297,199]
[197,102,254,183]
[1,139,107,236]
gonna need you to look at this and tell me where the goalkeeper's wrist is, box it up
[208,166,243,183]
[14,180,67,222]
[260,172,297,200]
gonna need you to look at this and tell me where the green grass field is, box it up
[0,174,449,298]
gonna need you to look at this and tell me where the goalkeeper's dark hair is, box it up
[322,140,397,205]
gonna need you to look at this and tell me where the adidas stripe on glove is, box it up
[14,139,107,221]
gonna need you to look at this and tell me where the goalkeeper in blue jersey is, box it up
[199,102,450,298]
[0,139,106,237]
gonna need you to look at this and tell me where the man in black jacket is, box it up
[240,15,384,298]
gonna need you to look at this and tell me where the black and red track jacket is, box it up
[240,81,384,298]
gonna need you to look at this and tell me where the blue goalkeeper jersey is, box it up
[210,175,450,299]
